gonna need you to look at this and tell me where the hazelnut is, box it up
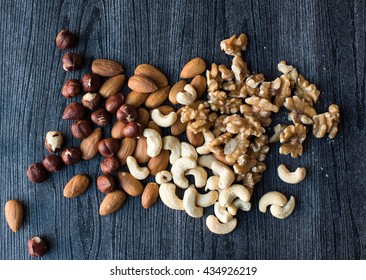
[105,93,125,113]
[27,163,48,183]
[97,174,115,194]
[71,119,92,139]
[100,156,119,173]
[62,102,85,120]
[80,73,101,92]
[44,131,63,153]
[62,53,83,71]
[82,93,102,110]
[116,104,138,123]
[91,108,111,126]
[61,148,82,165]
[61,79,81,98]
[42,155,64,172]
[28,236,47,257]
[98,138,120,156]
[55,29,76,49]
[122,122,143,138]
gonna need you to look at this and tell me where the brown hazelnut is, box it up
[97,174,115,194]
[105,93,125,113]
[98,138,120,156]
[27,163,48,183]
[62,102,85,120]
[71,119,92,139]
[100,156,119,173]
[62,53,83,71]
[61,79,81,98]
[116,104,138,123]
[91,108,111,126]
[42,155,64,172]
[28,236,47,257]
[61,148,82,165]
[82,93,102,110]
[80,73,101,92]
[122,122,143,138]
[44,131,63,153]
[55,29,76,49]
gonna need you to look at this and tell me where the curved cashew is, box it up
[183,187,203,218]
[151,109,177,128]
[159,183,184,210]
[185,166,207,188]
[214,202,234,223]
[227,198,252,215]
[277,164,306,184]
[163,136,181,164]
[176,84,197,105]
[258,191,288,213]
[219,184,251,207]
[196,131,215,155]
[211,161,235,189]
[171,157,197,188]
[198,154,218,169]
[143,128,162,157]
[270,196,296,219]
[181,142,198,161]
[206,215,237,235]
[205,175,220,191]
[155,170,172,184]
[196,190,218,207]
[126,156,149,180]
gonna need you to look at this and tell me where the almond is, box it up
[134,64,168,88]
[190,75,206,99]
[136,107,150,127]
[145,86,170,109]
[63,174,90,198]
[99,190,127,216]
[147,121,162,134]
[134,137,150,164]
[80,128,102,160]
[111,121,126,139]
[186,122,204,147]
[141,183,159,209]
[147,149,169,175]
[128,74,158,93]
[92,59,124,77]
[4,200,23,232]
[118,171,144,196]
[180,57,206,79]
[156,105,174,115]
[116,138,137,165]
[171,107,187,136]
[99,75,125,98]
[125,91,150,107]
[169,80,187,105]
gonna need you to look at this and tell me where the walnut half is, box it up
[312,104,340,139]
[279,123,307,158]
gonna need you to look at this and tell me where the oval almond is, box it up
[169,80,187,105]
[116,138,137,165]
[171,107,187,136]
[136,107,150,127]
[128,74,158,93]
[111,121,127,139]
[180,57,206,79]
[63,174,90,198]
[145,86,170,109]
[190,75,206,99]
[141,183,159,209]
[147,121,162,134]
[80,128,102,160]
[125,91,150,107]
[147,149,169,175]
[134,137,150,164]
[134,64,168,88]
[186,122,204,147]
[4,200,23,232]
[92,59,123,77]
[99,190,127,216]
[99,75,125,98]
[118,172,144,196]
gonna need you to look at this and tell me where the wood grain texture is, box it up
[0,0,365,260]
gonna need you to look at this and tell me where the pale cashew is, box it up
[196,190,218,207]
[159,183,184,210]
[197,154,218,169]
[183,187,203,218]
[143,128,162,157]
[181,142,198,161]
[277,164,306,184]
[196,131,215,155]
[185,166,207,188]
[171,157,197,188]
[155,170,172,185]
[258,191,288,213]
[206,215,237,235]
[176,84,197,105]
[162,136,181,164]
[126,156,149,180]
[227,198,252,215]
[205,175,220,191]
[270,196,296,219]
[219,184,251,207]
[214,202,234,223]
[211,161,235,189]
[151,109,177,128]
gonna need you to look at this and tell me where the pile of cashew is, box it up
[259,191,296,219]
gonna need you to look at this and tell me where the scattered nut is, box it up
[80,128,102,160]
[27,163,48,183]
[62,102,85,120]
[155,170,172,185]
[99,75,125,98]
[180,57,206,78]
[71,119,92,139]
[116,104,138,123]
[4,200,23,232]
[171,157,197,188]
[61,79,81,98]
[206,215,237,235]
[80,73,101,92]
[142,182,159,209]
[151,108,177,127]
[82,93,102,110]
[162,136,181,164]
[133,137,150,164]
[277,164,306,184]
[63,174,90,198]
[99,190,127,216]
[143,128,162,157]
[121,122,143,138]
[183,187,203,218]
[56,29,77,49]
[126,156,150,180]
[128,74,158,93]
[42,155,64,172]
[28,236,47,257]
[118,171,144,196]
[98,138,120,157]
[92,59,124,77]
[116,137,136,165]
[91,108,111,126]
[62,53,83,71]
[105,93,125,113]
[44,131,63,153]
[97,174,115,194]
[61,147,82,165]
[159,183,184,210]
[100,156,119,174]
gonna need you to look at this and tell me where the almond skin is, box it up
[147,149,169,175]
[171,107,187,136]
[92,59,124,77]
[156,105,174,115]
[99,190,127,216]
[190,75,206,99]
[145,86,170,109]
[4,200,23,232]
[134,137,150,164]
[128,74,158,93]
[141,183,159,209]
[169,80,187,105]
[180,57,206,79]
[134,64,168,88]
[111,121,127,139]
[99,75,125,98]
[186,122,204,147]
[63,174,90,198]
[118,172,144,196]
[136,107,150,127]
[80,128,102,160]
[116,138,137,165]
[147,121,162,134]
[125,91,150,107]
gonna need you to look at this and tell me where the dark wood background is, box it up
[0,0,365,260]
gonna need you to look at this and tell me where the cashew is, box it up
[197,154,218,169]
[270,196,296,219]
[214,202,234,223]
[171,157,197,188]
[126,156,149,180]
[176,84,197,105]
[206,215,237,235]
[219,184,251,207]
[181,142,198,161]
[159,183,184,210]
[196,190,218,207]
[185,166,207,188]
[258,191,288,213]
[183,187,203,218]
[277,164,306,184]
[143,128,162,157]
[162,136,181,164]
[155,170,172,185]
[151,109,178,128]
[196,131,215,155]
[205,175,220,191]
[227,198,252,215]
[211,161,235,189]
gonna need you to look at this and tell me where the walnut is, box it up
[220,33,248,56]
[240,104,272,127]
[249,134,269,161]
[278,60,298,88]
[223,133,251,163]
[228,74,264,98]
[284,96,317,125]
[312,104,340,139]
[269,124,286,143]
[231,55,249,82]
[223,114,264,137]
[279,123,307,158]
[207,132,233,155]
[234,154,257,174]
[213,114,227,137]
[245,96,279,118]
[208,91,241,114]
[207,63,222,92]
[218,64,234,81]
[181,103,217,134]
[295,75,320,106]
[273,75,292,107]
[257,78,282,101]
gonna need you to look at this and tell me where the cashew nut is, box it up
[195,190,218,207]
[211,161,235,189]
[205,175,220,191]
[197,154,218,169]
[171,157,197,188]
[196,131,215,155]
[181,142,198,161]
[258,191,288,213]
[155,170,172,185]
[143,128,162,157]
[219,184,251,207]
[270,196,296,219]
[227,198,252,215]
[126,156,149,180]
[151,109,177,128]
[185,166,207,188]
[162,136,181,164]
[206,215,237,235]
[159,183,184,210]
[176,84,197,105]
[277,164,306,184]
[214,202,234,223]
[183,187,203,218]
